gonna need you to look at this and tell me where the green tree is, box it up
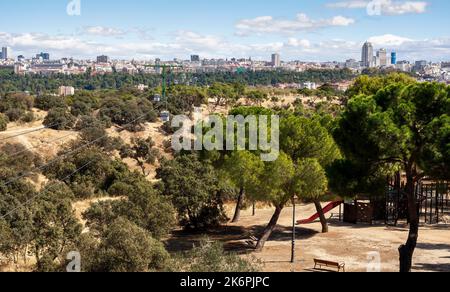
[245,90,268,106]
[280,114,341,233]
[252,152,295,250]
[43,108,76,130]
[333,79,450,272]
[31,181,82,272]
[120,137,160,176]
[84,177,176,239]
[223,151,264,223]
[156,154,228,229]
[296,159,329,233]
[35,94,67,111]
[0,143,42,175]
[80,218,170,272]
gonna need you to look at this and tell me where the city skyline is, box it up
[0,0,450,62]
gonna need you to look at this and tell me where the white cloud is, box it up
[1,31,450,62]
[368,34,413,46]
[327,0,428,15]
[81,26,126,37]
[235,13,355,36]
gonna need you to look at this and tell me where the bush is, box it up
[20,111,35,123]
[71,100,92,117]
[99,97,157,132]
[43,108,76,130]
[0,93,34,112]
[5,108,25,122]
[0,113,8,131]
[35,95,67,111]
[80,218,170,272]
[171,239,261,272]
[83,178,176,239]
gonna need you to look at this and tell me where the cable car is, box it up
[160,111,170,122]
[153,94,161,102]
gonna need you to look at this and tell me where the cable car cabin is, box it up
[153,94,161,102]
[160,111,170,122]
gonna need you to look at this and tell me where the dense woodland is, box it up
[0,72,448,272]
[0,68,355,95]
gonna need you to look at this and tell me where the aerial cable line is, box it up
[0,159,96,219]
[0,114,146,188]
[3,133,78,159]
[0,122,64,142]
[0,114,148,218]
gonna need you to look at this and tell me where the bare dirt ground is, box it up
[166,202,450,272]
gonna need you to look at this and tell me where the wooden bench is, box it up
[314,259,346,272]
[245,236,259,248]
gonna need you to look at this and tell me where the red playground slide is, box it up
[296,201,343,225]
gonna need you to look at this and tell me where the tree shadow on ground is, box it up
[414,263,450,272]
[413,243,450,272]
[165,224,319,254]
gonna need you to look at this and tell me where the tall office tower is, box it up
[377,48,387,66]
[190,55,200,62]
[361,42,374,68]
[97,55,109,63]
[38,52,50,60]
[271,53,281,67]
[391,52,397,65]
[1,47,9,60]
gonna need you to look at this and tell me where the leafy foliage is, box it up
[157,154,228,229]
[171,239,261,272]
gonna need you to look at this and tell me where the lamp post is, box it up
[291,195,297,264]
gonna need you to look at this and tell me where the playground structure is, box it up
[297,178,450,226]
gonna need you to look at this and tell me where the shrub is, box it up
[0,113,8,131]
[43,108,76,130]
[35,95,67,111]
[80,218,170,272]
[20,111,35,123]
[5,108,25,122]
[171,239,261,272]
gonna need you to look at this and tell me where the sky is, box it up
[0,0,449,62]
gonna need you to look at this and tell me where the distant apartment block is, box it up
[271,53,281,67]
[58,86,75,96]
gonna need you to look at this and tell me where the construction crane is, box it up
[144,63,183,122]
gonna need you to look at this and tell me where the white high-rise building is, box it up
[361,42,374,68]
[377,48,387,67]
[271,53,281,67]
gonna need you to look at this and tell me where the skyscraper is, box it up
[97,55,109,63]
[361,42,374,68]
[377,49,387,67]
[37,52,50,60]
[1,47,9,60]
[190,55,200,62]
[271,53,281,67]
[391,52,397,65]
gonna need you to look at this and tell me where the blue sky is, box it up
[1,0,449,61]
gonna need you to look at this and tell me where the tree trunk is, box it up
[232,187,245,223]
[314,200,329,233]
[399,170,419,272]
[252,202,256,216]
[256,205,283,251]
